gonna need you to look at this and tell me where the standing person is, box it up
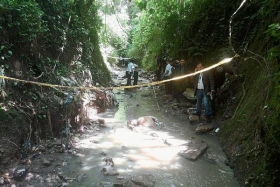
[180,59,187,74]
[133,61,139,85]
[193,62,215,123]
[211,64,234,115]
[155,56,162,81]
[126,59,134,86]
[172,60,182,102]
[162,59,173,94]
[178,58,189,93]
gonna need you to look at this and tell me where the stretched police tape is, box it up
[0,55,238,91]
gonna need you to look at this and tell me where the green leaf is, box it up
[8,51,13,55]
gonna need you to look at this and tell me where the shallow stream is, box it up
[61,85,239,187]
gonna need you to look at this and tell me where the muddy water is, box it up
[61,86,239,187]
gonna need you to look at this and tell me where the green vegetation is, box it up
[0,0,110,154]
[0,0,110,82]
[0,0,279,186]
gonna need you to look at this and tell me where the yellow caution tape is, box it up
[0,55,238,91]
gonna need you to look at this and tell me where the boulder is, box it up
[178,139,208,161]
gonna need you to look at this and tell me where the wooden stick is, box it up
[47,110,54,138]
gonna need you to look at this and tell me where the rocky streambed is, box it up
[0,68,239,187]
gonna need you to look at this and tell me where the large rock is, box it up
[177,139,208,161]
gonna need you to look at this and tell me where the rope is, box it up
[0,55,238,91]
[229,0,247,54]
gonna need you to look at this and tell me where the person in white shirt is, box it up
[162,60,173,94]
[193,62,215,123]
[163,61,172,77]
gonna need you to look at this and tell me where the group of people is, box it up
[161,59,188,103]
[123,56,233,123]
[158,56,233,123]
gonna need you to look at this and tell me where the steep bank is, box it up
[0,0,111,171]
[218,21,280,187]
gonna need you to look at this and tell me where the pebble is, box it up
[0,177,4,185]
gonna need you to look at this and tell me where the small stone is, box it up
[61,182,69,187]
[101,168,119,176]
[13,166,28,180]
[45,177,52,183]
[189,114,199,122]
[0,177,4,185]
[224,159,230,166]
[98,119,105,125]
[4,177,10,184]
[42,158,51,167]
[195,124,214,134]
[132,174,155,187]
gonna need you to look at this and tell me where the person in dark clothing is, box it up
[211,64,234,115]
[172,60,183,102]
[178,59,188,94]
[155,56,164,81]
[133,71,138,85]
[193,62,215,123]
[133,62,139,85]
